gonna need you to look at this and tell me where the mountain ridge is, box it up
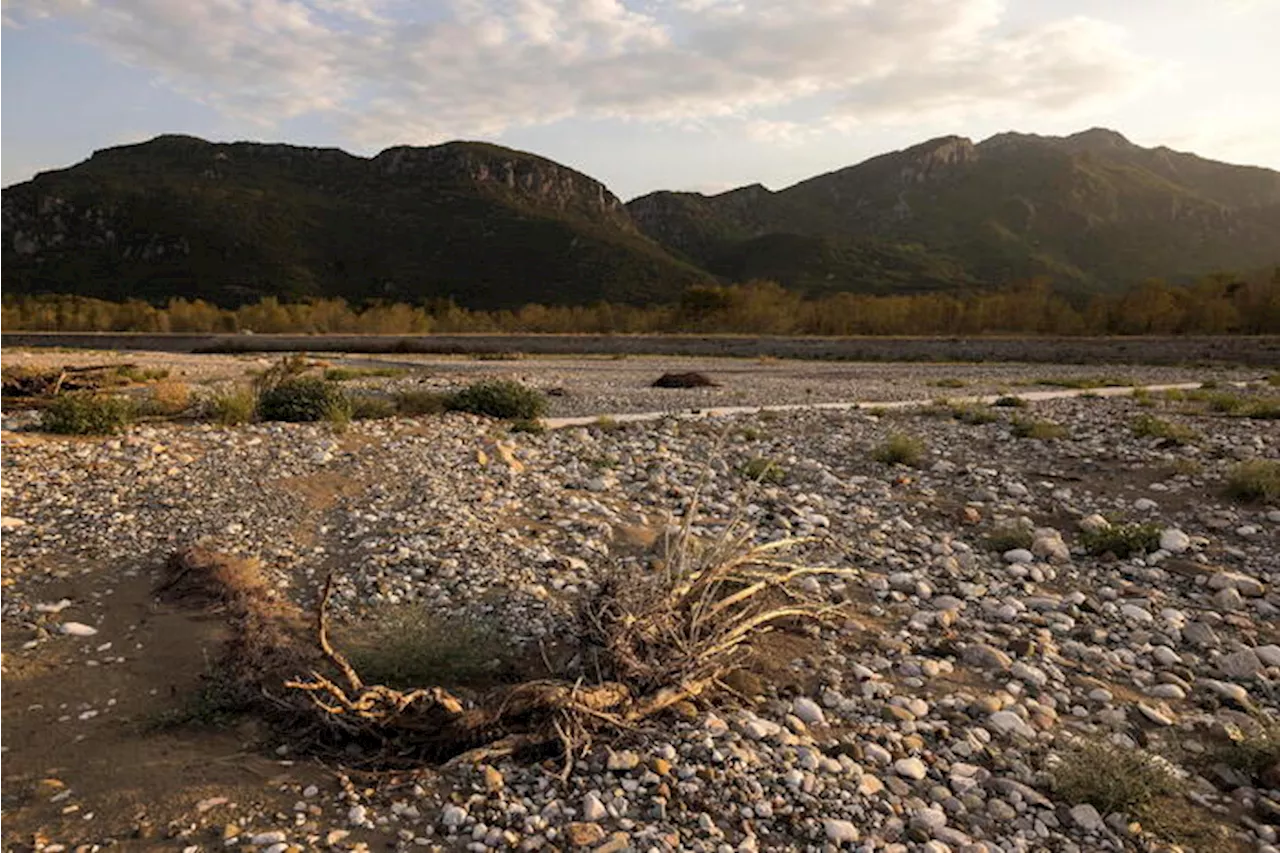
[4,128,1278,309]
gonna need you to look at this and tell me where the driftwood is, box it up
[2,363,139,398]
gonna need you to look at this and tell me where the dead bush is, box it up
[652,372,718,388]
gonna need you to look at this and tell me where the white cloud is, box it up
[3,0,1155,148]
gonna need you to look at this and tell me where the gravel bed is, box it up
[2,377,1279,852]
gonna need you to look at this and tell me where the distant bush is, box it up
[42,393,136,435]
[349,395,397,420]
[258,377,349,422]
[1011,418,1068,440]
[394,389,449,416]
[993,395,1027,408]
[1051,739,1183,819]
[324,366,406,381]
[873,433,926,466]
[117,365,170,383]
[1131,414,1199,444]
[445,380,547,420]
[1225,459,1280,503]
[144,380,193,416]
[1080,522,1162,557]
[208,387,257,426]
[985,525,1033,553]
[1035,376,1133,389]
[740,457,786,484]
[953,404,998,425]
[509,418,546,434]
[931,377,967,388]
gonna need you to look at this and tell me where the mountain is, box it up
[4,129,1279,308]
[628,129,1280,293]
[1,135,708,309]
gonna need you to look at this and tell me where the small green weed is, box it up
[1225,459,1280,503]
[349,395,397,420]
[1011,418,1068,440]
[1080,522,1162,557]
[394,389,449,416]
[258,378,350,423]
[1131,414,1199,444]
[208,387,257,426]
[509,418,546,434]
[993,395,1027,408]
[740,457,786,484]
[446,380,547,420]
[985,525,1033,553]
[873,433,926,466]
[41,394,136,435]
[342,607,521,689]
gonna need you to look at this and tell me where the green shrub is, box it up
[509,418,546,434]
[349,395,397,420]
[394,389,449,416]
[445,380,547,420]
[954,404,998,425]
[740,457,786,484]
[873,433,926,466]
[1241,398,1280,419]
[41,393,136,435]
[985,525,1033,553]
[931,377,967,388]
[1209,719,1280,784]
[208,387,257,426]
[1035,376,1133,389]
[1080,522,1162,557]
[1051,739,1184,818]
[117,365,170,383]
[258,377,349,422]
[1011,418,1068,440]
[1225,459,1280,503]
[993,395,1027,408]
[1131,414,1199,444]
[324,366,406,381]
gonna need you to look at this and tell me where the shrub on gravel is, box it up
[985,525,1033,553]
[993,395,1027,408]
[41,393,136,435]
[509,418,546,435]
[873,433,925,466]
[143,380,194,416]
[1209,719,1280,784]
[1225,459,1280,503]
[1080,522,1162,557]
[1131,414,1199,445]
[208,386,257,426]
[258,377,350,423]
[1011,418,1068,440]
[1051,739,1184,820]
[931,377,967,388]
[324,366,406,381]
[393,389,449,416]
[445,380,547,420]
[740,457,786,484]
[349,395,397,420]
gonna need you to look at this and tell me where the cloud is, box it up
[4,0,1155,148]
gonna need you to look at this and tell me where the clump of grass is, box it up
[258,377,350,423]
[740,456,786,484]
[445,380,547,420]
[1131,414,1199,445]
[1203,391,1247,414]
[342,607,520,690]
[873,433,926,466]
[953,404,998,425]
[1209,718,1280,785]
[393,389,449,416]
[993,395,1027,408]
[1131,387,1155,407]
[1240,397,1280,419]
[1200,379,1220,390]
[931,377,967,388]
[145,668,250,731]
[1225,459,1280,503]
[349,395,397,420]
[1011,418,1068,440]
[41,393,137,435]
[1035,376,1134,389]
[144,380,194,416]
[509,418,546,435]
[470,351,526,362]
[1166,458,1203,477]
[208,386,257,426]
[117,365,171,383]
[593,416,623,432]
[1162,388,1187,402]
[1050,739,1184,821]
[1080,522,1162,557]
[324,366,407,382]
[985,524,1033,553]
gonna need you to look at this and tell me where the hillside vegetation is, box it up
[3,128,1278,310]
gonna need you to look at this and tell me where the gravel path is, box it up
[3,369,1279,852]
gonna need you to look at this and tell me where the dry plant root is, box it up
[166,500,855,767]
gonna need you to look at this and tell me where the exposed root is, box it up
[165,503,853,768]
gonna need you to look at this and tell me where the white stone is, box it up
[792,697,826,725]
[0,516,26,529]
[894,757,928,780]
[1070,804,1103,831]
[1133,498,1159,512]
[1137,703,1175,726]
[1079,514,1111,534]
[823,819,860,844]
[987,711,1034,738]
[441,804,468,828]
[1159,528,1191,554]
[1003,549,1034,564]
[1255,645,1280,668]
[582,793,608,822]
[59,622,98,637]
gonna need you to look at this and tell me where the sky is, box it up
[3,0,1278,200]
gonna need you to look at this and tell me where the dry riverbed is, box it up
[2,355,1279,853]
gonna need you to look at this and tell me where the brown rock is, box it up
[565,822,606,847]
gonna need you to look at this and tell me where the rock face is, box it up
[1,135,704,310]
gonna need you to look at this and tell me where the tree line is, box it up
[4,272,1278,336]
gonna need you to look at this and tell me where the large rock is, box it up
[1159,528,1191,554]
